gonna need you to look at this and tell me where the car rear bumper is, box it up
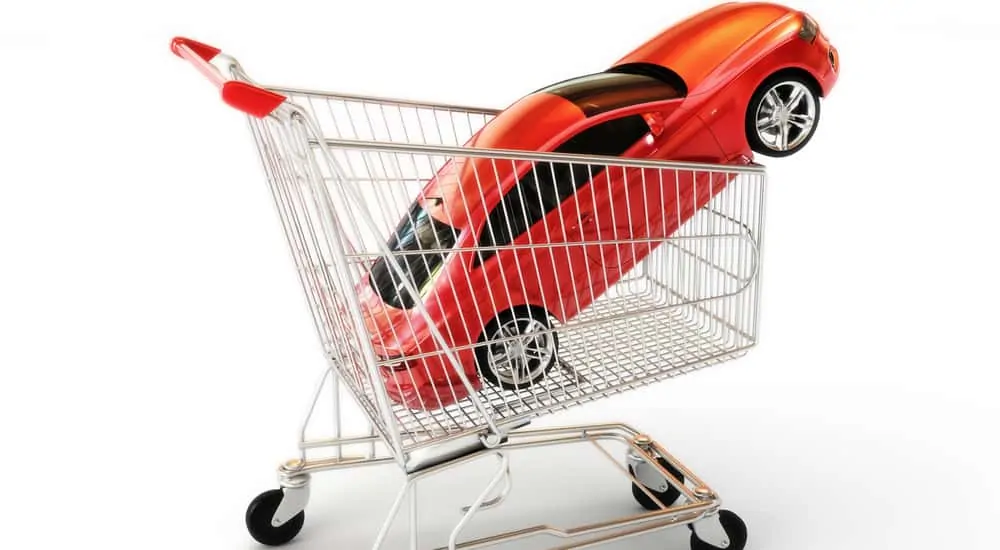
[814,33,839,96]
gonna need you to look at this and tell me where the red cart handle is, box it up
[170,37,286,118]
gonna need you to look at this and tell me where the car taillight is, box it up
[799,13,818,43]
[828,46,839,71]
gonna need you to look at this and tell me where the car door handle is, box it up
[568,211,594,232]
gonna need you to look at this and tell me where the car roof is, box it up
[420,91,588,229]
[611,2,797,93]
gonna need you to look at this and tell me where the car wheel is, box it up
[746,73,821,157]
[475,306,559,392]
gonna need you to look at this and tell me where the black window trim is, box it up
[472,113,652,268]
[534,63,688,118]
[369,201,462,310]
[608,62,689,97]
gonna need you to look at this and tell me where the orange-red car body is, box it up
[358,2,839,410]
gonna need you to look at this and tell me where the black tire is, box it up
[475,306,559,391]
[245,489,305,547]
[630,456,685,510]
[690,510,748,550]
[746,72,821,158]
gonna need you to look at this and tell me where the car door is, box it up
[531,112,659,307]
[577,101,732,284]
[577,163,661,283]
[558,112,662,286]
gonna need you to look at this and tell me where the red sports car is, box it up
[360,2,839,410]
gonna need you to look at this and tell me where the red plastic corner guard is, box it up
[221,81,286,118]
[171,36,286,119]
[170,37,220,62]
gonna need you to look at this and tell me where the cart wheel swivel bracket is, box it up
[627,435,676,493]
[627,454,673,493]
[272,474,311,528]
[693,512,732,549]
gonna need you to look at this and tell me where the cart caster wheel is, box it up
[246,489,305,546]
[629,457,685,510]
[690,510,747,550]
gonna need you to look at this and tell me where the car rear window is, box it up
[536,65,686,117]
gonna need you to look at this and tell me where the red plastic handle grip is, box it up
[171,37,286,118]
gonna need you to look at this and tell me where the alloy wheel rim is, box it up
[755,81,817,152]
[487,317,554,386]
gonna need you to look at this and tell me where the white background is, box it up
[2,0,998,549]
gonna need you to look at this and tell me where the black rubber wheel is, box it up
[475,306,559,391]
[245,489,305,547]
[690,510,748,550]
[629,456,685,510]
[745,72,821,158]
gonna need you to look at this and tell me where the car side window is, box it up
[535,64,686,117]
[474,114,650,266]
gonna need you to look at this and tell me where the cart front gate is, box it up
[173,37,764,550]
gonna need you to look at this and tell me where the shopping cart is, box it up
[171,36,766,550]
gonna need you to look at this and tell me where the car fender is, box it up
[695,29,829,159]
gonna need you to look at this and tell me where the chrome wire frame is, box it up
[373,423,728,550]
[213,53,765,549]
[282,384,729,550]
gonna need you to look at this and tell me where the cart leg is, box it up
[409,483,419,550]
[460,452,512,513]
[373,479,414,550]
[449,453,510,550]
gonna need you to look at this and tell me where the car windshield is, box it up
[536,65,686,117]
[369,202,460,310]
